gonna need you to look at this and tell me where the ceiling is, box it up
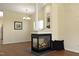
[0,3,45,15]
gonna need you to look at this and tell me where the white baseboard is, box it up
[65,48,79,53]
[3,40,31,44]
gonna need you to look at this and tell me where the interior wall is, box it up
[3,10,33,44]
[58,4,65,40]
[64,4,79,53]
[58,4,79,53]
[38,7,44,21]
[51,4,58,40]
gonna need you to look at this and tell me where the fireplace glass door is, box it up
[39,36,50,49]
[33,38,37,48]
[32,34,52,52]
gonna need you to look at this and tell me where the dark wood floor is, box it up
[0,42,79,56]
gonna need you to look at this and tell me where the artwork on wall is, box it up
[14,21,22,30]
[46,13,50,29]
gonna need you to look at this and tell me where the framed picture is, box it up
[46,14,50,29]
[14,21,22,30]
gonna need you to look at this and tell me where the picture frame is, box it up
[14,21,22,30]
[46,13,50,29]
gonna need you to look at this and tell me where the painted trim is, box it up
[65,48,79,53]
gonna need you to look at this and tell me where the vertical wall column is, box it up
[35,3,39,31]
[51,4,58,40]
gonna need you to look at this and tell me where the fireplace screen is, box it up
[31,34,52,52]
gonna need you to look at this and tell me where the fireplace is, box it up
[31,34,52,52]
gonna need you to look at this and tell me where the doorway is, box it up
[0,24,3,45]
[0,24,3,51]
[0,11,3,45]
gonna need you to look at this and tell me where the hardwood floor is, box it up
[0,42,79,56]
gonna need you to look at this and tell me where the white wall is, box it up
[3,10,33,44]
[58,4,79,53]
[64,4,79,53]
[51,4,59,40]
[58,4,66,40]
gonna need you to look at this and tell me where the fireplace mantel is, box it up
[32,31,52,34]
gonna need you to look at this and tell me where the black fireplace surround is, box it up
[31,34,64,52]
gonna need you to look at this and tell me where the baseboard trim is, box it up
[65,48,79,53]
[3,41,31,45]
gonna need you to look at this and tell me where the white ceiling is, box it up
[0,3,45,15]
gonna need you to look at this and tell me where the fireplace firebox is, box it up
[31,34,52,52]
